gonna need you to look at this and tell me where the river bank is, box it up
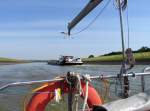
[0,62,30,65]
[0,62,20,65]
[83,60,150,65]
[0,58,31,65]
[82,52,150,65]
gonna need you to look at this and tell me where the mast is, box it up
[118,0,125,63]
[118,0,129,98]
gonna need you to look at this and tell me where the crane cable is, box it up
[70,0,112,36]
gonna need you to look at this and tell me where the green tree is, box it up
[88,55,94,58]
[137,46,150,52]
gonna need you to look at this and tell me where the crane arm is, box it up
[67,0,103,35]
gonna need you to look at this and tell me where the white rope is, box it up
[76,74,83,95]
[82,74,91,111]
[74,74,82,111]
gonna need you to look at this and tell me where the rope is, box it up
[74,74,82,111]
[82,74,91,111]
[76,74,83,95]
[114,0,128,11]
[70,0,111,36]
[101,79,110,101]
[125,48,135,70]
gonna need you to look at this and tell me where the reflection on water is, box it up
[0,63,149,111]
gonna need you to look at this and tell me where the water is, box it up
[0,63,150,111]
[0,63,148,83]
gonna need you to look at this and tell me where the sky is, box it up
[0,0,150,60]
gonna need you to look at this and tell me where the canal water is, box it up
[0,63,150,111]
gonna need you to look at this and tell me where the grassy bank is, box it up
[83,52,150,64]
[0,57,28,64]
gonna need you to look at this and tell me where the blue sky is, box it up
[0,0,150,59]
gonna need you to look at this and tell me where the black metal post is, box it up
[68,85,73,111]
[67,72,73,111]
[141,75,145,92]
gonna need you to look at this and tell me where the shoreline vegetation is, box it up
[1,47,150,65]
[83,47,150,65]
[0,57,30,65]
[82,52,150,65]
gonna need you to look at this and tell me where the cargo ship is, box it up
[58,56,83,65]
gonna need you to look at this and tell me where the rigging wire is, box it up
[126,4,130,48]
[70,0,112,36]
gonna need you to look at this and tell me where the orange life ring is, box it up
[26,80,103,111]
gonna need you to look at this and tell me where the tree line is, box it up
[88,46,150,58]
